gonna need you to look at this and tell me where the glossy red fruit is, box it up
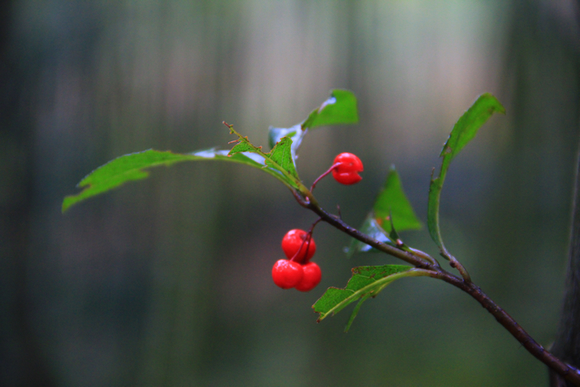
[281,229,316,264]
[295,262,322,292]
[332,152,363,185]
[272,259,304,289]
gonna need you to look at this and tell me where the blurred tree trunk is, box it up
[539,2,580,386]
[491,1,580,384]
[552,138,580,386]
[0,1,57,385]
[552,49,580,380]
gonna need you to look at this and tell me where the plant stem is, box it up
[444,251,472,283]
[289,218,321,262]
[295,190,580,386]
[310,162,341,192]
[550,137,580,386]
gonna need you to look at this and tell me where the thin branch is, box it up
[304,195,580,386]
[310,162,341,191]
[302,194,439,269]
[444,251,472,283]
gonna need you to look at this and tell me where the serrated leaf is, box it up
[302,89,359,129]
[313,265,429,331]
[373,166,422,233]
[228,139,258,154]
[268,124,302,150]
[227,125,302,189]
[267,137,298,179]
[227,132,263,156]
[267,124,304,174]
[345,167,420,257]
[62,141,302,213]
[428,93,505,252]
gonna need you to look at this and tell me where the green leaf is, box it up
[268,124,302,150]
[344,294,371,332]
[345,166,420,257]
[428,93,505,252]
[228,139,257,154]
[268,90,359,169]
[227,125,301,189]
[267,137,299,180]
[345,214,395,258]
[302,89,359,129]
[268,124,304,173]
[313,265,429,331]
[373,166,422,233]
[388,213,402,246]
[427,177,446,251]
[63,129,305,213]
[439,93,506,174]
[63,148,265,212]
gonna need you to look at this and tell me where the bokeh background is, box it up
[2,1,579,386]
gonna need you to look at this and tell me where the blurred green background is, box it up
[2,1,579,386]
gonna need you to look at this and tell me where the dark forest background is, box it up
[1,1,579,386]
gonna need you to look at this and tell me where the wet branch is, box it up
[293,190,580,386]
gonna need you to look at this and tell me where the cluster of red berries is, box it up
[272,229,320,291]
[272,153,363,292]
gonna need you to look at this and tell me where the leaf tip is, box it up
[318,95,337,113]
[481,92,506,114]
[61,193,83,213]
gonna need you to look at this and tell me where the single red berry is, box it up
[295,262,322,292]
[332,152,363,185]
[281,229,316,264]
[272,259,304,289]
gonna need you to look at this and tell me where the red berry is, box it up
[332,152,363,185]
[272,259,304,289]
[295,262,322,292]
[281,229,316,264]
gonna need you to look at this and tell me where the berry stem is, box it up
[310,163,341,192]
[289,218,322,262]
